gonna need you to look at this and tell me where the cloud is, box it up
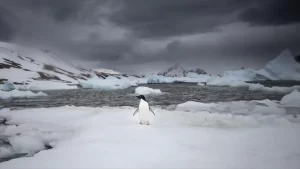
[0,0,299,74]
[109,0,251,38]
[0,5,17,41]
[239,0,300,26]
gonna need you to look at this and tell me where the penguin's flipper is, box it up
[149,107,155,116]
[133,108,139,116]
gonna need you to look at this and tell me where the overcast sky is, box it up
[1,0,300,74]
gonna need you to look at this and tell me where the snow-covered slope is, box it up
[0,42,135,90]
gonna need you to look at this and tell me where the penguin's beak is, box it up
[136,96,140,99]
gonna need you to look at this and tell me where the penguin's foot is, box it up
[139,121,150,125]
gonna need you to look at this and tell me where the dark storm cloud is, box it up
[4,0,84,22]
[110,0,252,38]
[0,0,299,74]
[239,0,300,26]
[0,5,17,41]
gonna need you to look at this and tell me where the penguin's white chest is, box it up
[138,99,151,122]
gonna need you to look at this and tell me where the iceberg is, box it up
[79,75,132,90]
[280,90,300,107]
[0,90,47,99]
[211,49,300,83]
[258,49,300,80]
[135,86,163,95]
[1,81,15,91]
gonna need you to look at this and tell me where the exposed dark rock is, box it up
[295,54,300,64]
[25,57,35,63]
[0,78,8,84]
[17,55,24,60]
[1,59,22,69]
[12,82,29,85]
[187,68,207,75]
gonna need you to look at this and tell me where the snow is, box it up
[0,42,130,91]
[135,86,163,95]
[93,68,120,74]
[1,81,15,91]
[79,75,132,90]
[0,90,47,99]
[0,99,300,169]
[280,90,300,107]
[8,136,46,156]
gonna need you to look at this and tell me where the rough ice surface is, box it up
[135,86,163,95]
[79,75,132,90]
[1,81,15,91]
[0,90,47,99]
[0,99,300,169]
[8,136,46,156]
[280,90,300,107]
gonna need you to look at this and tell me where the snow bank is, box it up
[0,90,47,99]
[176,100,286,116]
[1,81,15,91]
[135,86,163,95]
[8,136,46,156]
[280,90,300,107]
[0,100,300,168]
[79,75,132,90]
[0,101,300,169]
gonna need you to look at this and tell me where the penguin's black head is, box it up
[136,95,146,101]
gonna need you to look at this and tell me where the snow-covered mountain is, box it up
[0,42,134,90]
[158,63,207,77]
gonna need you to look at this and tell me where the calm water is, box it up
[0,83,285,109]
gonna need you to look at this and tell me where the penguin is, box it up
[133,95,155,125]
